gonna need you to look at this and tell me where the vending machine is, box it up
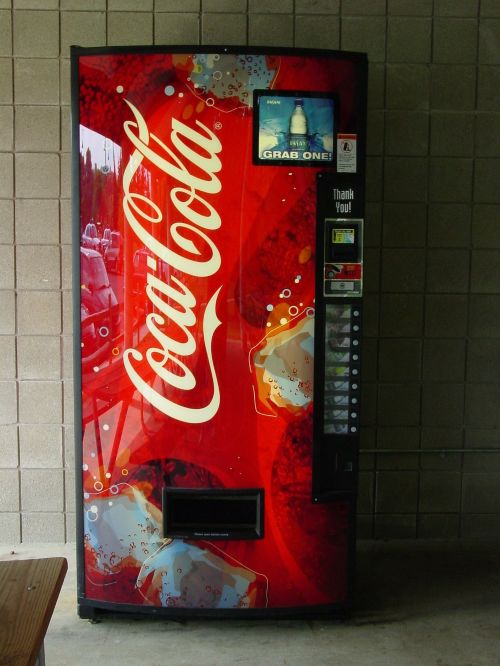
[72,46,367,617]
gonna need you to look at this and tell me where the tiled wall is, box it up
[0,0,498,543]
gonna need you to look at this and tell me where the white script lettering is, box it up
[122,100,223,423]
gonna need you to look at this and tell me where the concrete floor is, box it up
[1,541,499,666]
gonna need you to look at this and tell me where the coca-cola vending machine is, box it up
[72,46,367,617]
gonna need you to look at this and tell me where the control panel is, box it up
[313,172,364,501]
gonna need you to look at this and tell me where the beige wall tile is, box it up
[17,290,61,334]
[158,0,199,9]
[0,336,16,379]
[60,152,71,198]
[14,0,59,8]
[60,59,71,106]
[61,11,106,56]
[296,0,339,13]
[17,335,61,379]
[107,11,153,45]
[0,381,17,425]
[19,423,62,467]
[249,0,292,11]
[110,0,153,9]
[0,291,15,334]
[15,106,60,151]
[0,11,12,56]
[0,152,14,198]
[61,0,105,8]
[154,12,200,43]
[64,468,74,511]
[202,13,247,45]
[63,424,74,468]
[295,15,340,48]
[63,379,73,425]
[0,470,20,511]
[15,153,59,198]
[60,244,72,290]
[61,106,71,152]
[18,380,63,423]
[0,106,13,151]
[62,290,72,335]
[60,199,72,244]
[22,511,65,541]
[15,199,59,244]
[21,468,64,511]
[0,513,21,543]
[62,335,73,380]
[14,59,59,104]
[0,424,19,467]
[248,13,293,46]
[13,10,59,57]
[0,58,13,104]
[341,16,386,61]
[0,245,15,289]
[16,245,60,290]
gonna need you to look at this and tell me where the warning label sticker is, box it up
[337,133,357,173]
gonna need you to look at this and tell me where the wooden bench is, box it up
[0,557,68,666]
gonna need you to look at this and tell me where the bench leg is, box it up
[34,642,46,666]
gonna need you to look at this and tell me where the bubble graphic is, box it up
[93,366,99,373]
[266,304,274,312]
[87,511,98,522]
[103,424,110,431]
[214,54,220,60]
[213,70,222,81]
[122,469,128,476]
[91,452,96,458]
[178,92,184,98]
[280,288,291,299]
[288,306,299,316]
[84,492,90,499]
[110,485,119,494]
[306,307,315,317]
[105,472,111,479]
[280,318,288,325]
[206,98,215,106]
[214,121,222,130]
[266,322,272,327]
[82,463,88,471]
[98,326,109,338]
[281,198,286,203]
[116,85,123,93]
[90,505,98,514]
[108,501,113,506]
[94,481,103,492]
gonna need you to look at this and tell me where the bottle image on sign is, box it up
[288,99,309,152]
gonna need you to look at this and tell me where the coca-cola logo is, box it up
[121,100,223,423]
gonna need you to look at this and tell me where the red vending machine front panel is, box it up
[73,47,366,616]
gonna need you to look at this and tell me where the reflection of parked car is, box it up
[133,247,168,281]
[100,227,112,254]
[81,222,101,252]
[80,247,119,331]
[104,231,123,272]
